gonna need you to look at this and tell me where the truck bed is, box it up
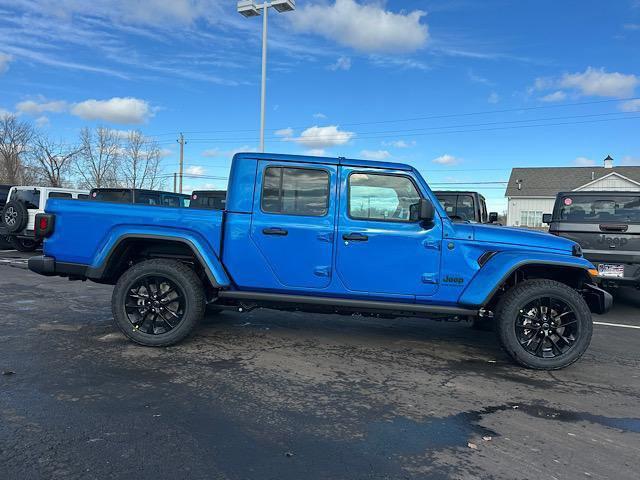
[43,199,224,268]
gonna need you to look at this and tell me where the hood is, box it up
[470,224,576,253]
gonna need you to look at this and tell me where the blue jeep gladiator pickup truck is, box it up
[29,153,611,370]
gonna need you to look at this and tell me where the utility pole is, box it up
[177,133,186,193]
[173,173,177,193]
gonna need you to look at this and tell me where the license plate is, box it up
[597,264,624,278]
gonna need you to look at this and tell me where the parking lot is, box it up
[1,249,639,480]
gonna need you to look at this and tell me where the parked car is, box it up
[0,184,13,249]
[434,191,499,224]
[545,191,640,289]
[89,188,190,208]
[0,186,88,252]
[29,153,611,370]
[189,190,227,210]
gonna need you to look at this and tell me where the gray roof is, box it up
[505,166,640,197]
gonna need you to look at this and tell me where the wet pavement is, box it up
[1,250,639,479]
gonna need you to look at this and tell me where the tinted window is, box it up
[10,189,40,209]
[49,192,72,199]
[162,195,180,207]
[262,167,329,216]
[558,195,640,223]
[349,174,420,222]
[136,193,160,205]
[91,190,131,203]
[437,195,457,217]
[456,195,475,221]
[77,194,90,200]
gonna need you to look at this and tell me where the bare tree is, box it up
[0,114,33,184]
[26,134,82,187]
[121,130,164,190]
[76,127,121,189]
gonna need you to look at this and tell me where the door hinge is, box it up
[423,239,441,250]
[421,273,439,284]
[314,266,332,277]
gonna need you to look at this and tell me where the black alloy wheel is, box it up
[515,296,579,359]
[112,259,206,346]
[125,275,186,335]
[495,279,593,370]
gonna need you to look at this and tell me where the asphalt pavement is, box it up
[1,249,639,480]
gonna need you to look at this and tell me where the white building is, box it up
[505,156,640,228]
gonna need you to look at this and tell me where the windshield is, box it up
[10,189,41,209]
[557,195,640,223]
[437,194,476,221]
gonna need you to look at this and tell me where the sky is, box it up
[1,0,639,212]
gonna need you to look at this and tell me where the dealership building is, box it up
[505,156,640,228]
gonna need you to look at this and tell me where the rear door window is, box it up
[262,167,329,216]
[558,195,640,223]
[10,189,40,209]
[456,195,475,221]
[349,173,420,222]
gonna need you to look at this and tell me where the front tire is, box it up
[495,279,593,370]
[112,259,206,347]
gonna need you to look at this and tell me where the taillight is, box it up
[35,213,55,238]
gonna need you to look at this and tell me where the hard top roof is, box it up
[234,152,414,171]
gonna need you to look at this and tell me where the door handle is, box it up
[263,227,288,236]
[343,232,368,242]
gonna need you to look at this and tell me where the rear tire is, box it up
[9,236,40,252]
[495,279,593,370]
[112,259,206,347]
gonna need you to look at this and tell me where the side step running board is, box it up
[217,290,477,316]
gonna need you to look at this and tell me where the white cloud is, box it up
[71,97,154,124]
[487,92,500,104]
[185,165,205,175]
[329,56,352,71]
[622,156,640,165]
[275,127,294,138]
[201,148,221,158]
[16,98,68,115]
[623,23,640,30]
[383,140,415,149]
[620,99,640,112]
[306,149,326,157]
[290,125,355,149]
[360,149,391,160]
[313,113,327,119]
[574,156,595,166]
[35,116,50,128]
[432,154,461,165]
[159,148,173,158]
[532,67,638,99]
[540,91,567,102]
[0,53,12,74]
[289,0,429,54]
[558,67,638,97]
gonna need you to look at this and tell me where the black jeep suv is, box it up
[545,191,640,288]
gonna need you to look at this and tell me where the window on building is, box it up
[349,173,420,222]
[262,166,329,216]
[520,210,544,227]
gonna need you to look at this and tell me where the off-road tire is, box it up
[8,236,40,252]
[495,279,593,370]
[2,201,28,233]
[112,259,206,347]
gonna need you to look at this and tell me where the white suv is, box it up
[0,186,89,252]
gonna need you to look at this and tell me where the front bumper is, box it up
[583,283,613,315]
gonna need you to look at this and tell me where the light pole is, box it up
[237,0,296,153]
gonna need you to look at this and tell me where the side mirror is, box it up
[489,212,498,223]
[542,213,552,224]
[411,198,435,222]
